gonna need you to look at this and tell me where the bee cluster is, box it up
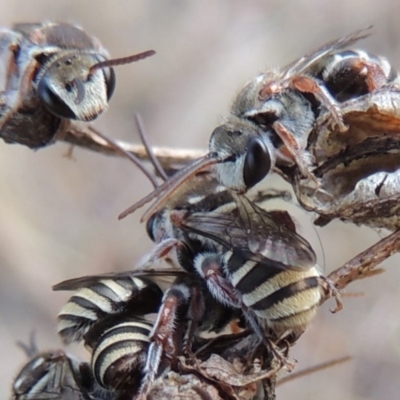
[5,22,400,400]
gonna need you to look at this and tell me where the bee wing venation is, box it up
[181,195,316,271]
[53,269,186,291]
[282,27,372,78]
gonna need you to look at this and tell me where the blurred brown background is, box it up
[0,1,399,399]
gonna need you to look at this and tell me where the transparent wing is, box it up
[282,27,372,79]
[177,194,316,271]
[53,269,187,291]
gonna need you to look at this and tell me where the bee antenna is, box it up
[88,50,156,76]
[87,126,159,189]
[118,154,219,221]
[134,112,168,181]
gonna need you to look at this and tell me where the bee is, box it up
[127,125,339,371]
[53,269,239,400]
[12,337,112,400]
[67,116,316,396]
[54,272,163,399]
[0,22,155,148]
[55,271,164,344]
[118,27,393,223]
[169,192,342,361]
[85,314,154,399]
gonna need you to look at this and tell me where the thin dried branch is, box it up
[63,126,206,169]
[327,229,400,290]
[276,356,351,386]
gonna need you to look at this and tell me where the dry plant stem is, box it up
[86,126,159,188]
[327,229,400,291]
[276,356,351,386]
[134,112,169,180]
[63,127,206,169]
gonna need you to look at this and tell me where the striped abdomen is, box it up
[224,249,322,335]
[57,276,162,344]
[89,318,152,390]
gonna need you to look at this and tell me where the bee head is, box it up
[209,117,274,191]
[37,50,155,121]
[37,53,114,121]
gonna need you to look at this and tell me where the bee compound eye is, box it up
[103,67,116,100]
[243,136,271,189]
[37,76,76,119]
[145,215,156,242]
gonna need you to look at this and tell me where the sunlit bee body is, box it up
[123,28,396,223]
[54,268,240,399]
[54,273,163,398]
[207,29,381,190]
[140,170,328,368]
[56,273,163,344]
[172,194,341,342]
[85,316,153,394]
[0,22,155,148]
[219,249,322,335]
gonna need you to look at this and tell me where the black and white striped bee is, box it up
[54,272,164,398]
[84,117,332,394]
[119,116,331,363]
[169,192,342,360]
[134,171,341,369]
[12,336,111,400]
[134,140,338,370]
[53,268,240,400]
[122,27,399,222]
[55,271,164,345]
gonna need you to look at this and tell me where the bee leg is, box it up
[244,311,296,372]
[272,120,319,184]
[0,31,48,133]
[290,75,347,132]
[252,189,292,204]
[319,277,343,313]
[246,332,296,372]
[183,284,205,358]
[136,341,163,400]
[196,254,297,370]
[137,282,197,399]
[361,60,389,91]
[0,30,22,90]
[0,30,23,130]
[266,338,297,372]
[195,253,242,309]
[135,238,181,270]
[63,144,76,160]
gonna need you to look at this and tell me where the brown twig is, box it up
[63,126,206,169]
[327,229,400,290]
[277,356,351,386]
